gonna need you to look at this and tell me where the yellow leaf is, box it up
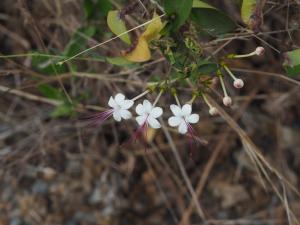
[124,36,151,62]
[142,13,164,42]
[107,10,131,44]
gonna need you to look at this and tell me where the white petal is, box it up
[135,104,144,115]
[121,100,134,110]
[113,111,122,122]
[108,96,117,108]
[178,121,188,134]
[168,116,182,127]
[136,115,147,125]
[119,109,132,120]
[143,100,152,113]
[170,104,182,116]
[187,114,199,124]
[150,107,163,118]
[148,117,161,129]
[182,104,192,116]
[115,93,125,105]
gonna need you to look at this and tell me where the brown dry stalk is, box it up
[179,88,260,225]
[0,85,105,112]
[206,94,300,225]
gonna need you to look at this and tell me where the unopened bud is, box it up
[255,47,265,56]
[209,107,218,116]
[223,96,232,107]
[233,79,244,89]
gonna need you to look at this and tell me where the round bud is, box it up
[223,96,232,107]
[233,79,244,89]
[255,46,265,56]
[209,107,218,116]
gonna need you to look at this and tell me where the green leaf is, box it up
[84,0,112,19]
[106,57,134,66]
[38,84,64,100]
[191,0,236,36]
[283,49,300,76]
[84,0,94,19]
[192,0,214,8]
[63,26,96,57]
[31,52,67,75]
[51,104,75,118]
[107,10,131,44]
[241,0,256,25]
[164,0,193,31]
[196,61,218,74]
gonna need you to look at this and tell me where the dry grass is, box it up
[1,0,300,225]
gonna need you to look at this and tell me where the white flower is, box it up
[135,100,163,129]
[209,107,218,116]
[255,46,265,56]
[108,93,134,122]
[223,96,232,107]
[233,78,244,89]
[168,104,199,134]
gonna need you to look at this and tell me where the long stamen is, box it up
[122,117,149,149]
[186,122,198,158]
[83,109,114,127]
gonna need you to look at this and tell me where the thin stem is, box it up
[232,52,256,58]
[0,53,105,62]
[58,14,165,65]
[202,94,212,108]
[153,90,163,106]
[223,65,237,80]
[131,90,150,101]
[219,75,228,97]
[174,94,181,107]
[187,94,197,105]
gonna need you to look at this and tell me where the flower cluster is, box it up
[85,46,266,150]
[91,93,200,135]
[217,46,265,107]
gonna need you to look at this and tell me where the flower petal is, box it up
[187,114,199,124]
[170,104,182,117]
[182,104,192,116]
[119,109,132,120]
[150,107,163,118]
[136,115,147,125]
[115,93,125,105]
[113,111,122,122]
[168,116,182,127]
[121,100,134,110]
[135,104,144,115]
[148,117,161,129]
[108,96,117,108]
[143,100,152,113]
[178,121,188,134]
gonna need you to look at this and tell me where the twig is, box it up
[160,119,206,222]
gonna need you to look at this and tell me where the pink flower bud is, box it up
[209,107,218,116]
[223,96,232,107]
[233,79,244,89]
[255,47,265,56]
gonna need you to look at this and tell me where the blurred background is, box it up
[0,0,300,224]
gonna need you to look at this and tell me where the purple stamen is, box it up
[83,109,114,127]
[186,122,199,158]
[122,116,149,150]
